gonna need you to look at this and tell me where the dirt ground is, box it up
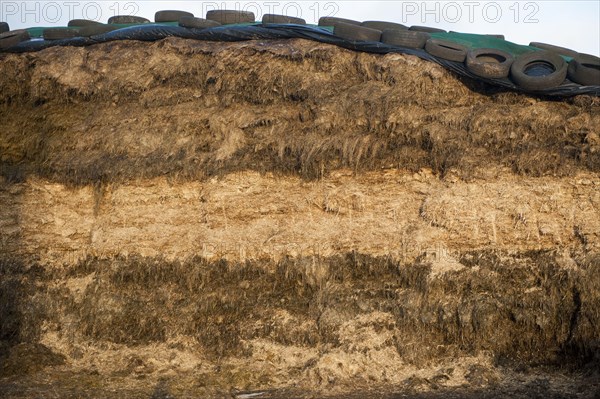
[1,38,599,398]
[0,368,598,398]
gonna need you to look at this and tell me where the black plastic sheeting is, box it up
[3,24,599,97]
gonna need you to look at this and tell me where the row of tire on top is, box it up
[1,10,599,90]
[0,10,260,48]
[0,10,242,44]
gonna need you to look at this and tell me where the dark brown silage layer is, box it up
[2,251,599,373]
[1,38,599,186]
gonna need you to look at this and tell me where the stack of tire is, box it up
[424,39,600,90]
[43,16,154,40]
[322,17,599,90]
[427,39,598,90]
[320,17,443,49]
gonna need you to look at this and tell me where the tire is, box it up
[409,25,446,33]
[567,54,600,86]
[529,42,578,59]
[108,15,150,24]
[333,22,381,42]
[262,14,305,24]
[0,29,29,50]
[68,19,102,27]
[361,20,407,31]
[179,17,221,29]
[77,25,119,37]
[318,17,361,27]
[43,27,80,40]
[510,50,568,90]
[0,22,10,33]
[206,10,255,25]
[155,10,194,22]
[425,38,468,62]
[466,48,514,79]
[381,30,430,49]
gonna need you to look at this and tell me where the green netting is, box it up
[429,32,573,61]
[25,26,66,38]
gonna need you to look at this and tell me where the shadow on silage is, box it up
[0,166,69,377]
[0,260,66,376]
[0,165,49,376]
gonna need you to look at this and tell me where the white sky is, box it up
[1,1,599,55]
